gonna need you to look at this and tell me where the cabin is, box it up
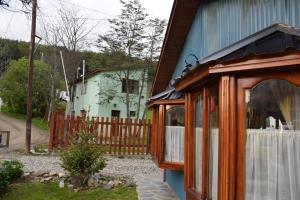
[148,0,300,200]
[70,68,148,119]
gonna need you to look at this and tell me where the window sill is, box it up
[158,161,184,171]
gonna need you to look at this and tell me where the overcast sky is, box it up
[0,0,173,51]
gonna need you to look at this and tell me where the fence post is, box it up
[147,119,152,154]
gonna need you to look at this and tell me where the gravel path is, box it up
[0,153,163,178]
[0,153,179,200]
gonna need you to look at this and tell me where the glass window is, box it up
[245,79,300,200]
[195,94,203,193]
[164,105,185,163]
[122,79,139,94]
[208,86,219,200]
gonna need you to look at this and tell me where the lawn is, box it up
[3,181,138,200]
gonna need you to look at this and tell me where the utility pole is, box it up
[25,0,37,153]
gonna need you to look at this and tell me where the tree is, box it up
[0,58,61,117]
[135,18,167,119]
[97,0,147,119]
[0,0,31,7]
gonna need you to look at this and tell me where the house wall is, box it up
[165,170,186,200]
[73,69,148,119]
[171,0,300,80]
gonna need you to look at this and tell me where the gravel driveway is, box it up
[0,113,49,152]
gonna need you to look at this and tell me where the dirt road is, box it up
[0,113,49,152]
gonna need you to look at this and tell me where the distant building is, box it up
[70,68,148,119]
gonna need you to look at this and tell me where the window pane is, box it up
[245,79,300,200]
[195,94,203,193]
[209,86,219,200]
[164,105,185,163]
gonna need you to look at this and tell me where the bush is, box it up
[0,168,9,197]
[0,160,23,197]
[1,160,24,182]
[60,119,106,187]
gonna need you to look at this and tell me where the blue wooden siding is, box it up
[172,0,300,80]
[165,170,186,200]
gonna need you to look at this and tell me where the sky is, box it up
[0,0,173,50]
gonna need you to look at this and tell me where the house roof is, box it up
[151,0,200,96]
[72,66,147,85]
[197,23,300,65]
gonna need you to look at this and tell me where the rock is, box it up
[49,172,57,176]
[74,188,80,193]
[114,180,121,187]
[104,180,114,190]
[67,184,74,189]
[23,172,31,177]
[32,170,48,177]
[58,172,65,178]
[87,175,99,187]
[43,173,49,177]
[59,180,65,188]
[40,179,45,183]
[44,177,52,181]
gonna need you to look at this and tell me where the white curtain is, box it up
[245,129,300,200]
[195,127,203,193]
[165,126,185,163]
[210,128,219,200]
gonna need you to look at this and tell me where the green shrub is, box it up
[0,168,9,197]
[1,160,24,182]
[60,118,106,187]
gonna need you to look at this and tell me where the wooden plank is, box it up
[141,119,147,155]
[109,117,114,154]
[127,119,132,155]
[118,118,123,155]
[99,117,104,145]
[70,115,75,144]
[94,117,99,145]
[132,119,138,155]
[60,113,65,147]
[137,119,142,155]
[49,112,55,151]
[123,118,128,155]
[105,117,109,145]
[113,118,119,155]
[65,115,70,146]
[146,119,151,154]
[54,112,60,148]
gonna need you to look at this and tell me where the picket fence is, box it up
[49,112,152,156]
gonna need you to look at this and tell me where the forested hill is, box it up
[0,38,155,82]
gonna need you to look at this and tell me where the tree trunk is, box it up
[125,68,130,119]
[136,68,146,120]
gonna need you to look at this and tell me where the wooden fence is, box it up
[49,112,152,156]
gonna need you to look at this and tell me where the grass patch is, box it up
[3,181,138,200]
[0,106,49,131]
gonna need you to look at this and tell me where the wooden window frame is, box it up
[186,76,237,200]
[150,99,186,171]
[236,70,300,200]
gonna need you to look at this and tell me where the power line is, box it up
[54,0,116,17]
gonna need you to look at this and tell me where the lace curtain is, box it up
[210,128,219,200]
[245,129,300,200]
[165,126,185,163]
[195,127,203,192]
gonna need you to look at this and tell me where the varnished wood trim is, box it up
[175,66,209,92]
[187,188,205,200]
[147,99,185,108]
[159,162,184,171]
[209,52,300,74]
